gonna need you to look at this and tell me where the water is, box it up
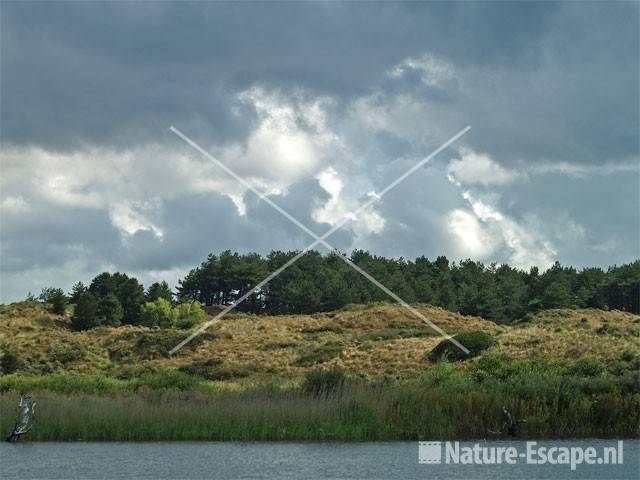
[1,440,638,479]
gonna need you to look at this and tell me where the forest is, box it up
[36,250,639,330]
[175,250,639,322]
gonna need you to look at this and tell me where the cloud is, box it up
[220,88,343,187]
[312,167,385,239]
[458,191,556,269]
[447,148,523,187]
[109,201,163,240]
[0,2,638,302]
[389,53,457,89]
[447,209,498,258]
[528,161,639,178]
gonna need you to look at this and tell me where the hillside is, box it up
[1,301,638,383]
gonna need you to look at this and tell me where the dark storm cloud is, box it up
[0,201,119,272]
[1,1,562,150]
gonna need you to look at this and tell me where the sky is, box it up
[0,2,638,302]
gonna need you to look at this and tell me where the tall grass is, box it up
[1,372,638,441]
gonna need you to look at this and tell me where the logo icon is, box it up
[419,442,442,464]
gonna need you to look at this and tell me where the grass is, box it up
[2,302,638,381]
[1,367,638,441]
[294,342,345,366]
[1,301,638,441]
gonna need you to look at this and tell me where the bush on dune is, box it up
[427,330,496,362]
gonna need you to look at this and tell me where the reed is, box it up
[1,372,638,441]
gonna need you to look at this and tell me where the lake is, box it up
[1,440,638,479]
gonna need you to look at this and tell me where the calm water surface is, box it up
[1,440,638,479]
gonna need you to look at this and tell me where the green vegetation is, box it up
[178,359,250,381]
[303,367,346,397]
[145,281,174,303]
[1,299,638,441]
[39,288,68,315]
[177,250,640,321]
[1,361,638,441]
[70,292,99,330]
[30,252,639,337]
[140,298,176,328]
[428,330,495,362]
[0,350,22,374]
[174,302,206,329]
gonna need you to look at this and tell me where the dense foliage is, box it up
[1,356,638,440]
[36,251,639,327]
[176,250,639,322]
[428,330,495,361]
[39,287,67,315]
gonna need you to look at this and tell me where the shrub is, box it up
[473,352,510,376]
[569,357,604,377]
[140,298,176,328]
[133,330,199,359]
[49,343,85,364]
[621,349,637,362]
[0,350,22,374]
[303,367,345,396]
[174,303,206,329]
[106,330,210,361]
[294,343,343,366]
[427,330,495,362]
[421,361,459,386]
[178,358,249,381]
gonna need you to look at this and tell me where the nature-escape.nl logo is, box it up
[418,441,624,471]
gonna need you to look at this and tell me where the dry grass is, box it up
[497,308,640,363]
[1,302,638,383]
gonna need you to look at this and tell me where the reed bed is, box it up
[2,375,638,441]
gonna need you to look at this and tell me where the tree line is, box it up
[35,250,638,327]
[37,274,204,331]
[176,250,639,323]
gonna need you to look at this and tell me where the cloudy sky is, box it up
[1,2,638,302]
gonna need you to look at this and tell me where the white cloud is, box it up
[223,87,343,186]
[529,160,639,177]
[312,167,385,238]
[349,92,449,144]
[446,189,556,269]
[447,209,498,258]
[109,201,163,239]
[0,87,350,244]
[389,53,456,88]
[447,149,638,189]
[447,148,523,187]
[1,195,29,214]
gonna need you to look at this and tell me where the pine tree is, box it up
[71,292,99,331]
